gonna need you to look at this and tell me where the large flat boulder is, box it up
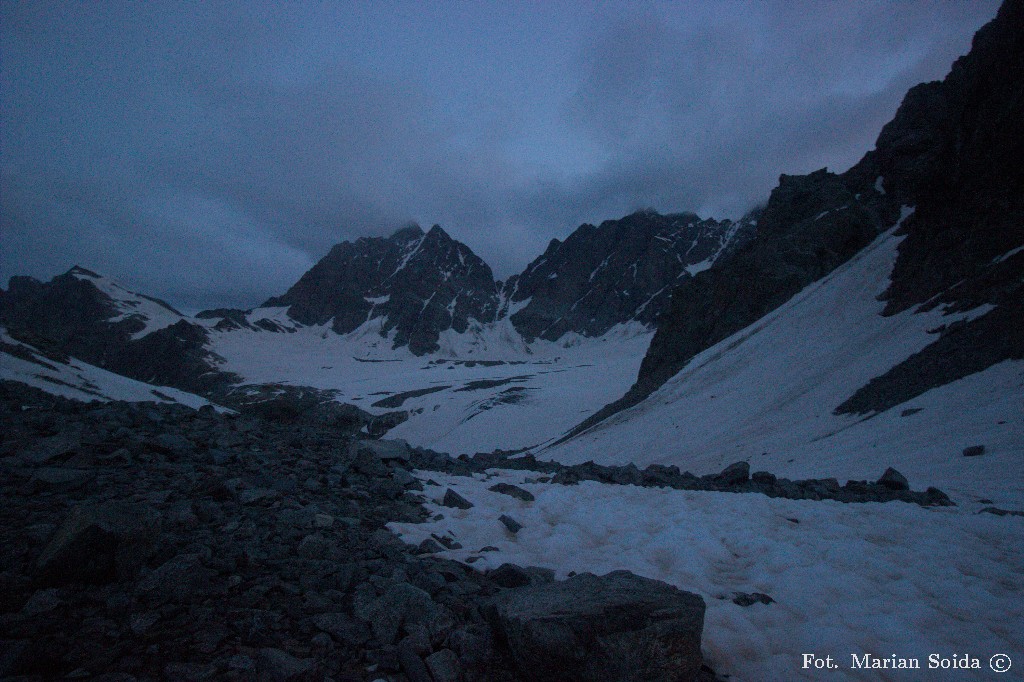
[486,570,705,682]
[35,502,161,585]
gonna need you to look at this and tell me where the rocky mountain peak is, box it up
[0,268,230,395]
[263,225,500,355]
[503,209,755,342]
[66,265,102,278]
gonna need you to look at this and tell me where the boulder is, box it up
[360,438,412,462]
[487,563,554,589]
[355,582,449,645]
[36,502,161,585]
[488,483,535,502]
[311,612,371,647]
[136,553,212,605]
[442,489,473,510]
[397,637,432,682]
[486,570,705,682]
[877,467,909,491]
[962,445,985,457]
[731,592,774,607]
[716,461,750,486]
[256,647,313,682]
[425,648,462,682]
[29,467,94,492]
[296,533,330,560]
[499,515,523,534]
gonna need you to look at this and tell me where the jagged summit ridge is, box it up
[502,209,756,342]
[259,208,753,354]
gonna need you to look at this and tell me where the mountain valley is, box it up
[1,2,1022,680]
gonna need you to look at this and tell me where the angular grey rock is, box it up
[716,461,750,486]
[238,488,280,505]
[425,648,462,682]
[136,553,210,605]
[30,467,94,492]
[487,563,555,589]
[877,467,910,491]
[397,636,433,682]
[979,507,1024,518]
[21,588,62,615]
[356,582,446,645]
[392,467,419,490]
[731,592,775,607]
[152,432,191,455]
[256,647,313,682]
[297,533,330,560]
[311,612,371,647]
[360,438,412,462]
[442,489,473,510]
[499,515,523,534]
[20,433,80,464]
[36,502,161,585]
[962,445,986,457]
[488,482,535,502]
[487,570,705,682]
[416,538,445,554]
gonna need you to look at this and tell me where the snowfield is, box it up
[390,469,1024,682]
[208,315,653,455]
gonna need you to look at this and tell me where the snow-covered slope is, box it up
[67,267,186,339]
[0,329,222,410]
[206,311,653,454]
[540,223,1024,505]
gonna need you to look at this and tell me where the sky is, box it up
[0,0,1001,312]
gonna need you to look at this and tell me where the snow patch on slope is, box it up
[71,270,184,339]
[0,329,224,410]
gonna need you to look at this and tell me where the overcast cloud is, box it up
[0,1,1000,311]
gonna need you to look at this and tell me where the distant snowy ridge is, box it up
[214,208,755,356]
[0,327,225,410]
[69,267,186,339]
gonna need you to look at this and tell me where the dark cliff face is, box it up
[0,267,233,394]
[635,168,896,398]
[835,0,1024,414]
[567,0,1022,437]
[265,225,499,355]
[503,210,755,342]
[874,0,1023,316]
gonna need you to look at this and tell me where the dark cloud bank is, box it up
[0,1,999,311]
